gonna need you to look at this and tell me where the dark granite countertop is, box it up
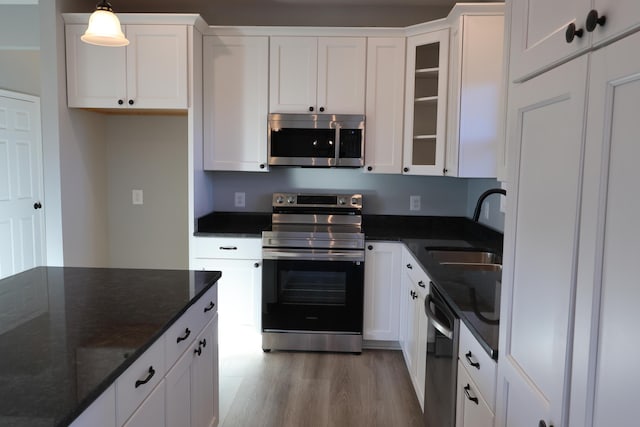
[196,211,502,359]
[0,267,221,426]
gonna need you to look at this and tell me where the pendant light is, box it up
[81,1,129,47]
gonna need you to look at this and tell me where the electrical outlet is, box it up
[234,192,246,208]
[132,189,143,205]
[410,195,421,211]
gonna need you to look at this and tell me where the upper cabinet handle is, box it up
[219,246,237,250]
[586,9,606,32]
[565,22,584,43]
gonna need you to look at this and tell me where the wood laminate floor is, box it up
[218,325,424,427]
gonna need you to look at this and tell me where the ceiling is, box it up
[66,0,500,26]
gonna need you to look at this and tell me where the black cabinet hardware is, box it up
[367,166,372,171]
[406,263,413,269]
[367,245,373,250]
[219,246,237,250]
[176,328,191,343]
[309,106,314,112]
[33,202,42,209]
[586,9,606,32]
[194,346,202,356]
[134,366,155,388]
[403,167,409,172]
[319,107,325,112]
[254,262,260,268]
[565,22,584,43]
[465,351,480,369]
[463,384,479,404]
[260,163,265,169]
[204,301,215,313]
[128,99,134,105]
[118,99,124,105]
[418,281,426,288]
[199,339,207,348]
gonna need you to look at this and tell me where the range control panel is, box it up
[272,193,362,210]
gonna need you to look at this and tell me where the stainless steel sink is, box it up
[428,249,502,272]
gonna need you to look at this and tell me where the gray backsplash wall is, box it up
[466,178,506,232]
[209,169,505,232]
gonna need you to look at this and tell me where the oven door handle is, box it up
[262,248,364,262]
[424,293,454,339]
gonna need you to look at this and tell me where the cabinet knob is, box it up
[586,9,606,32]
[367,166,373,171]
[565,22,584,43]
[319,107,325,112]
[443,168,448,174]
[367,245,373,250]
[118,99,124,105]
[254,262,260,268]
[128,99,134,105]
[33,202,42,210]
[260,163,265,169]
[309,106,314,112]
[403,167,409,173]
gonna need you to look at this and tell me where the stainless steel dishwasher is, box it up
[423,283,460,427]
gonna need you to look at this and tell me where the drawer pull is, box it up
[200,339,207,348]
[134,366,155,388]
[418,280,426,288]
[465,351,480,369]
[406,263,413,269]
[463,384,479,405]
[204,301,215,313]
[176,328,191,343]
[219,246,238,250]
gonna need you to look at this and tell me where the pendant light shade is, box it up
[81,1,129,47]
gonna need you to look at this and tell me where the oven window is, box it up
[279,270,347,306]
[270,128,336,157]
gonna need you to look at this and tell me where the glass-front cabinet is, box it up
[403,28,449,175]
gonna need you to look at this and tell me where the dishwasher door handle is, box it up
[424,293,453,339]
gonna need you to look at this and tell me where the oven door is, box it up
[261,248,364,333]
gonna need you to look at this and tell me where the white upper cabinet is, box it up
[269,36,366,114]
[403,29,449,176]
[203,35,269,172]
[66,24,188,109]
[363,37,406,174]
[445,13,504,178]
[509,0,640,82]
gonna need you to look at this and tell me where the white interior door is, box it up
[0,90,44,279]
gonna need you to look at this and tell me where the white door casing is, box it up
[0,90,45,279]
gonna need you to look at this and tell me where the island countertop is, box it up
[0,267,221,426]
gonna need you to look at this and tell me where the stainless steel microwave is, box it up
[267,113,365,167]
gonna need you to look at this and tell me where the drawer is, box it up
[193,284,218,329]
[192,236,261,260]
[456,361,495,427]
[116,336,165,426]
[402,249,429,296]
[458,322,497,411]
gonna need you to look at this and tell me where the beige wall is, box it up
[106,115,189,269]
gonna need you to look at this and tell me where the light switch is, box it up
[410,195,421,211]
[132,189,143,205]
[234,192,246,208]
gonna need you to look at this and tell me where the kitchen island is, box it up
[0,267,221,426]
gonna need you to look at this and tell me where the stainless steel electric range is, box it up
[261,192,365,353]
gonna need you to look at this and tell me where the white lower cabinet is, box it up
[363,242,402,341]
[69,385,116,427]
[456,361,494,427]
[456,322,496,427]
[399,246,430,409]
[123,380,166,427]
[166,315,219,427]
[191,237,262,334]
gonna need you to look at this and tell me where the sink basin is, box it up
[428,249,502,272]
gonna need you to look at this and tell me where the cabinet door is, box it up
[123,381,166,427]
[65,24,127,108]
[456,362,495,427]
[363,242,402,341]
[316,37,366,114]
[364,37,405,174]
[269,37,318,113]
[509,0,589,82]
[446,14,504,178]
[497,56,588,427]
[165,344,194,427]
[194,258,261,334]
[125,25,188,109]
[590,0,640,48]
[570,31,640,427]
[403,29,449,175]
[203,36,269,172]
[192,317,218,427]
[69,385,116,427]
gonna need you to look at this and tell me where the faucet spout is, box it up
[473,188,506,222]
